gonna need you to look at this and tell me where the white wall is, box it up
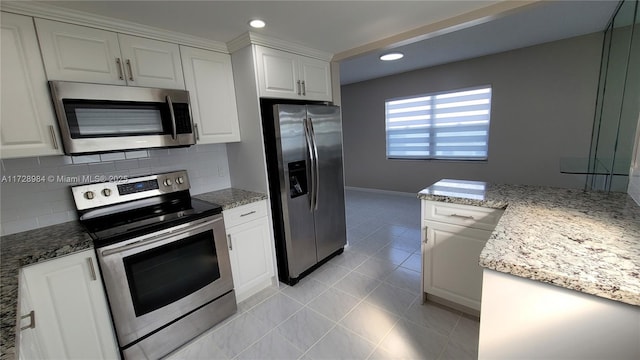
[340,32,603,192]
[0,144,231,235]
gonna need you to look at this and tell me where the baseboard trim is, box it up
[345,186,417,198]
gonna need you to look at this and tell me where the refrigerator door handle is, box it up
[307,117,320,211]
[303,118,316,212]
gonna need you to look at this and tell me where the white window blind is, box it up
[385,86,492,160]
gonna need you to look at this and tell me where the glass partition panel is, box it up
[586,0,639,191]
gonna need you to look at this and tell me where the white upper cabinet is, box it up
[118,34,184,89]
[298,56,332,101]
[35,19,124,85]
[1,12,63,159]
[35,19,185,89]
[180,45,240,143]
[255,45,332,101]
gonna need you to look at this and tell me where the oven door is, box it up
[96,214,233,348]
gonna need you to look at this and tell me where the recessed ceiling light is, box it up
[380,52,404,61]
[249,19,266,29]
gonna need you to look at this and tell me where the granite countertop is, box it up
[194,188,267,210]
[418,179,640,307]
[0,187,266,360]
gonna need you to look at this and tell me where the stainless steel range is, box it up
[72,170,236,359]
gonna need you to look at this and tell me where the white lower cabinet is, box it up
[17,250,118,360]
[421,200,503,313]
[223,201,275,303]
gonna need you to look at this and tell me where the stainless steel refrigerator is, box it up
[262,101,347,285]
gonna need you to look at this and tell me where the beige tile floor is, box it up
[168,189,480,360]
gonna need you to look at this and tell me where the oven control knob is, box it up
[176,176,184,185]
[102,189,112,197]
[84,191,95,200]
[164,178,173,187]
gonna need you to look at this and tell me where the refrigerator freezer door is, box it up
[307,105,347,261]
[273,105,318,278]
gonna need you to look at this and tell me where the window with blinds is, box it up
[385,86,492,160]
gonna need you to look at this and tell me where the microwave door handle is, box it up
[166,95,177,140]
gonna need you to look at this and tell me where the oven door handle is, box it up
[100,217,218,257]
[101,229,175,257]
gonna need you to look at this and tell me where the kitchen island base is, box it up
[479,269,640,360]
[423,293,480,318]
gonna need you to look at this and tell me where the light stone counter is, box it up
[194,188,267,210]
[418,179,640,307]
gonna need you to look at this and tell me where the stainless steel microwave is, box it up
[49,81,195,155]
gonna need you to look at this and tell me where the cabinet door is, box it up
[18,272,44,360]
[35,19,125,85]
[118,34,185,89]
[21,250,118,360]
[299,57,332,101]
[1,13,62,158]
[255,46,300,99]
[180,46,240,143]
[226,216,274,302]
[422,221,491,311]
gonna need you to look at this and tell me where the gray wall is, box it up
[341,32,603,193]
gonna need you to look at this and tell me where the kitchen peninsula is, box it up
[418,179,640,359]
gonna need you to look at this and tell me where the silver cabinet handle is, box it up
[227,234,233,251]
[125,59,134,81]
[20,310,35,330]
[240,211,256,217]
[166,95,177,140]
[86,257,97,281]
[115,58,124,80]
[301,80,306,96]
[296,80,301,95]
[48,125,58,150]
[449,213,475,220]
[194,123,200,141]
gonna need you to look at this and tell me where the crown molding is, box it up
[227,32,333,61]
[0,1,229,53]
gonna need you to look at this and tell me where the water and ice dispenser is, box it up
[288,161,308,198]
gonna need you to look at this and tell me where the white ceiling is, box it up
[340,0,619,84]
[39,1,619,85]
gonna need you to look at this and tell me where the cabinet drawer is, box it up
[422,201,504,231]
[223,200,268,228]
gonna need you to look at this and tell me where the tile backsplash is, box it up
[0,144,231,236]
